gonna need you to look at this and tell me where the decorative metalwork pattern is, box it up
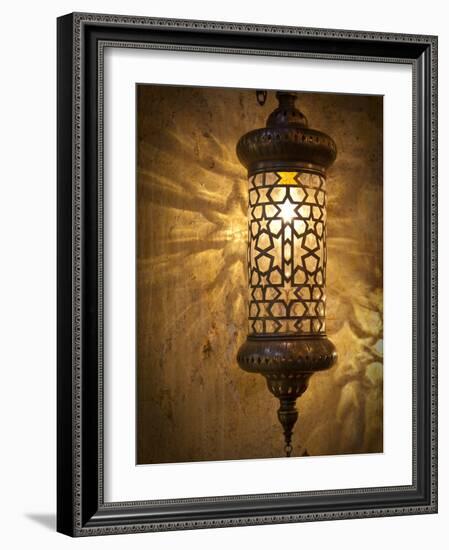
[248,170,327,335]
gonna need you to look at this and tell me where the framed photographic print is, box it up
[57,12,438,536]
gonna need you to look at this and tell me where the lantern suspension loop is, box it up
[236,91,338,457]
[256,90,267,106]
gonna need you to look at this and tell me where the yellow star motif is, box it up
[278,172,298,185]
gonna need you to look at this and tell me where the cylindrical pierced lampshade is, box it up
[236,91,338,456]
[247,170,327,336]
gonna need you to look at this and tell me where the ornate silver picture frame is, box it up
[57,12,437,536]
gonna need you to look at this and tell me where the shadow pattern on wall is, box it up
[136,85,383,463]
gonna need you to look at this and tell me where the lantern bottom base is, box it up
[237,335,337,456]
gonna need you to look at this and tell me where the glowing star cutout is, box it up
[279,198,297,223]
[259,219,269,231]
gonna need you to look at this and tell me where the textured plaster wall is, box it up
[136,85,383,464]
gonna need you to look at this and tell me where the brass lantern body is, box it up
[236,92,338,456]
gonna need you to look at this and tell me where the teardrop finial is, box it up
[277,398,298,457]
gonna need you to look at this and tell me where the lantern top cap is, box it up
[236,91,337,176]
[266,92,309,128]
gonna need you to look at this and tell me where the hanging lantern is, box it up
[236,91,338,457]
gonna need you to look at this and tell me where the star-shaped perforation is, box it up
[247,170,328,336]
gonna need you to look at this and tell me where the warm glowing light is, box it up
[247,171,327,335]
[278,198,297,223]
[277,171,298,185]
